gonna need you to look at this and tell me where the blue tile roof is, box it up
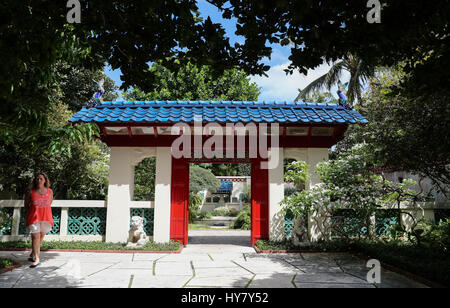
[69,101,368,124]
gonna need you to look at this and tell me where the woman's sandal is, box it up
[29,261,41,268]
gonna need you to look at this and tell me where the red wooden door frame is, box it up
[169,158,269,247]
[250,158,269,246]
[170,157,189,245]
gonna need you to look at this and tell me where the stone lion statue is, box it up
[126,216,149,247]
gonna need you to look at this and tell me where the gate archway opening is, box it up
[170,158,269,246]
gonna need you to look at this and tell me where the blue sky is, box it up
[105,0,349,101]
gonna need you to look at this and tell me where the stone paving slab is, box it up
[248,274,296,288]
[294,272,369,284]
[154,261,193,276]
[131,274,191,288]
[131,254,169,261]
[233,260,302,275]
[186,275,252,288]
[295,282,376,288]
[192,260,228,268]
[0,230,430,288]
[195,266,251,277]
[110,260,155,269]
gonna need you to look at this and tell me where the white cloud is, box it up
[251,62,350,102]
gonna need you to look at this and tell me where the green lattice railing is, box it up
[284,210,294,237]
[68,207,107,235]
[130,208,154,236]
[375,209,400,236]
[331,209,370,237]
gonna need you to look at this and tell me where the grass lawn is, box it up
[255,239,450,287]
[189,223,230,230]
[0,240,182,251]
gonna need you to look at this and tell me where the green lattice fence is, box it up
[19,208,26,235]
[68,208,107,235]
[0,208,14,235]
[284,210,294,237]
[130,208,154,236]
[375,209,401,236]
[331,209,370,237]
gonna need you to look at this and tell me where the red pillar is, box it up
[251,158,269,246]
[170,157,189,245]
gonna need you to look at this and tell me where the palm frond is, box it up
[347,59,375,104]
[295,61,344,101]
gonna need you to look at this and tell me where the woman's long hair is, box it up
[31,172,50,190]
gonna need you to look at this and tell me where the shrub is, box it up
[410,218,450,251]
[0,208,12,234]
[231,204,251,230]
[196,211,212,220]
[0,258,15,269]
[189,193,203,223]
[211,206,230,216]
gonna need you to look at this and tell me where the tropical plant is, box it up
[231,203,251,230]
[211,206,230,217]
[281,144,426,242]
[133,157,156,201]
[124,61,260,102]
[189,193,204,223]
[295,54,375,105]
[189,165,220,194]
[333,65,450,198]
[0,209,12,234]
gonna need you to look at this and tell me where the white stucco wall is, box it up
[153,147,172,243]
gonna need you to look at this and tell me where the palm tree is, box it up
[295,54,375,105]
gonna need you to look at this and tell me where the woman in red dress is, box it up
[24,172,54,268]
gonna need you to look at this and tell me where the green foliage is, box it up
[133,157,156,201]
[189,193,204,223]
[214,1,450,101]
[296,90,337,103]
[52,61,119,112]
[0,258,16,269]
[255,239,351,252]
[0,131,109,200]
[295,55,375,104]
[0,209,12,233]
[0,62,114,200]
[211,206,230,217]
[3,1,449,156]
[124,62,260,101]
[284,186,299,197]
[281,144,425,241]
[408,219,450,251]
[239,185,251,204]
[199,163,251,177]
[189,165,220,194]
[334,65,449,197]
[196,211,212,220]
[283,161,308,189]
[231,203,251,230]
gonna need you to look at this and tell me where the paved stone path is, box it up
[0,230,427,288]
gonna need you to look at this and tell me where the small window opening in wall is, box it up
[133,157,156,201]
